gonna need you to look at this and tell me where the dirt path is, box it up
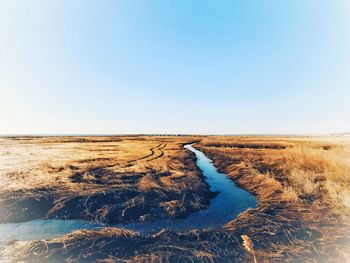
[127,143,167,164]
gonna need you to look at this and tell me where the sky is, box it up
[0,0,349,135]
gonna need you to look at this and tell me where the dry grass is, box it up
[0,137,190,193]
[196,136,350,262]
[1,135,350,262]
[197,136,350,207]
[282,141,350,208]
[0,136,213,223]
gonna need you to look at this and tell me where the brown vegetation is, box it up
[196,136,350,262]
[1,135,350,262]
[0,136,213,223]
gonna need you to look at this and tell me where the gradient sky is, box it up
[1,0,349,135]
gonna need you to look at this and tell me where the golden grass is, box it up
[198,135,350,209]
[196,136,350,262]
[282,141,350,207]
[0,136,197,194]
[0,136,213,224]
[2,135,350,262]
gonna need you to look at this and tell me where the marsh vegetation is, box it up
[0,135,349,262]
[0,136,213,224]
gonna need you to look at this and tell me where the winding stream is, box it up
[0,144,256,241]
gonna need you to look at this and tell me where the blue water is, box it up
[0,144,256,241]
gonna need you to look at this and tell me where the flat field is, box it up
[0,136,213,224]
[1,136,349,262]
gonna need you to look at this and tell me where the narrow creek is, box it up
[0,144,256,241]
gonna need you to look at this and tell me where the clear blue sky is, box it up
[1,0,349,134]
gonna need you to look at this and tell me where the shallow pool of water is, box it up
[0,144,256,241]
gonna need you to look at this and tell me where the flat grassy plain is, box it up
[1,136,349,262]
[0,136,213,223]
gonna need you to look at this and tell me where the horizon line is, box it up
[1,133,349,137]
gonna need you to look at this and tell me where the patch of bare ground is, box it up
[0,136,214,224]
[2,136,350,262]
